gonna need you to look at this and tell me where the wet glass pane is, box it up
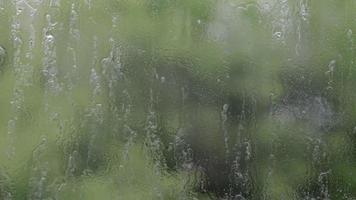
[0,0,355,199]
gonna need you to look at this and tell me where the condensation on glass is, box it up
[0,0,355,199]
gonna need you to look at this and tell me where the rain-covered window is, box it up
[0,0,355,199]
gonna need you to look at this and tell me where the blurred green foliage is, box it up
[0,0,355,199]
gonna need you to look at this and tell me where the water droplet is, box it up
[45,34,54,43]
[328,60,336,69]
[0,46,5,66]
[223,104,229,112]
[347,29,353,39]
[273,31,282,39]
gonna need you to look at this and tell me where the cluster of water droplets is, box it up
[42,13,61,95]
[6,0,41,162]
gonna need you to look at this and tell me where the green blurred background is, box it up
[0,0,355,199]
